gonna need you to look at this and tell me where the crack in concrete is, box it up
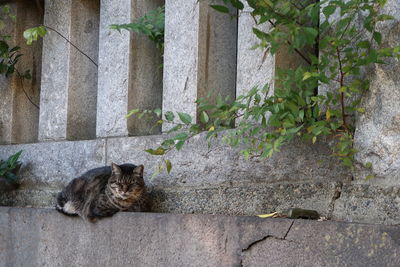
[241,220,295,253]
[327,182,343,219]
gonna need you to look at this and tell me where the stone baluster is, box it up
[38,0,99,141]
[162,0,237,130]
[236,1,275,99]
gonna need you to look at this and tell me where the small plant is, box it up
[0,5,31,79]
[0,150,22,182]
[0,151,22,193]
[110,5,165,53]
[129,0,400,174]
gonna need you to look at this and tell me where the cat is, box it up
[56,163,148,222]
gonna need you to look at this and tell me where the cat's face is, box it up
[108,163,145,199]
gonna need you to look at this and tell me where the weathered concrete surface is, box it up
[107,134,351,188]
[38,0,72,141]
[162,0,237,130]
[0,134,350,219]
[236,2,274,97]
[96,0,132,137]
[353,0,400,181]
[0,208,399,267]
[333,183,400,225]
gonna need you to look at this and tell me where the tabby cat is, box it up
[56,163,147,222]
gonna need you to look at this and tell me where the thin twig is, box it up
[268,20,312,65]
[336,46,348,130]
[43,25,98,67]
[16,70,39,109]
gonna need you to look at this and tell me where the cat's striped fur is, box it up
[56,163,147,222]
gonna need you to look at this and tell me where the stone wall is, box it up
[1,208,400,267]
[0,0,399,225]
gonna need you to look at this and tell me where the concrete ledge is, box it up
[0,208,399,266]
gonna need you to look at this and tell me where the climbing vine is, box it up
[129,0,400,174]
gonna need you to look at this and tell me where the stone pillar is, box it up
[0,7,15,144]
[38,0,99,141]
[0,1,42,145]
[162,0,237,129]
[354,0,400,180]
[236,2,274,97]
[96,0,163,138]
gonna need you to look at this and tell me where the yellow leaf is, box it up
[326,109,331,121]
[257,212,278,218]
[208,126,215,131]
[312,136,317,144]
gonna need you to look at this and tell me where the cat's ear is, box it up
[133,165,144,176]
[111,163,122,175]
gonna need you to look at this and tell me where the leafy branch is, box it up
[129,0,399,174]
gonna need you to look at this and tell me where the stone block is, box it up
[353,0,400,180]
[106,134,351,188]
[162,0,237,130]
[149,182,340,217]
[39,0,99,141]
[333,183,400,225]
[236,2,274,97]
[1,208,399,266]
[97,0,163,138]
[0,139,105,187]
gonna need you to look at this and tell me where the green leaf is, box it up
[165,111,175,121]
[177,112,192,124]
[373,31,382,45]
[200,111,209,124]
[145,148,165,155]
[210,5,230,13]
[174,132,188,141]
[153,108,162,117]
[322,5,336,17]
[126,109,140,118]
[165,159,172,174]
[175,140,185,151]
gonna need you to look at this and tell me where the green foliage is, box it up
[0,151,22,181]
[0,5,30,79]
[110,5,165,52]
[23,26,47,45]
[131,0,400,173]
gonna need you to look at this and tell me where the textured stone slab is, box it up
[39,0,99,141]
[107,134,351,188]
[162,0,237,130]
[242,219,400,267]
[38,0,72,141]
[333,183,400,225]
[0,208,399,267]
[353,0,400,180]
[149,182,340,217]
[0,139,105,186]
[97,0,163,137]
[236,2,274,97]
